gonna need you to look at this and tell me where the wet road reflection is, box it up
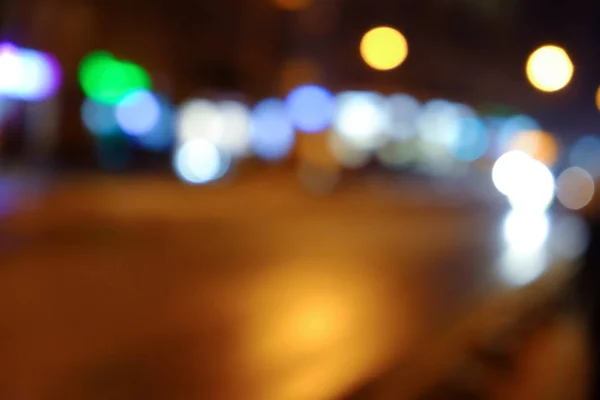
[0,175,585,399]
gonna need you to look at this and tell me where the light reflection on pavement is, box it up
[0,173,583,399]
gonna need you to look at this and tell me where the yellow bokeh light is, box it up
[595,86,600,111]
[272,0,313,11]
[360,26,408,71]
[526,45,574,92]
[509,130,559,167]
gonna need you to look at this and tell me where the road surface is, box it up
[0,171,586,399]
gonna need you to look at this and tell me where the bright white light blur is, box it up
[492,151,533,195]
[250,98,295,161]
[18,49,60,100]
[386,94,420,140]
[506,159,555,212]
[115,90,161,137]
[492,150,531,196]
[333,91,388,150]
[556,167,595,210]
[214,101,251,157]
[176,99,222,144]
[174,139,230,184]
[416,99,461,148]
[0,44,25,95]
[526,45,573,93]
[0,44,60,101]
[500,210,550,287]
[503,210,550,252]
[493,150,555,212]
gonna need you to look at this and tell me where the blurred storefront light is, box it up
[0,43,61,101]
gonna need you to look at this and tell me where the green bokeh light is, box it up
[78,51,151,105]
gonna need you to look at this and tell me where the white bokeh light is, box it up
[492,150,555,212]
[333,91,389,150]
[174,139,230,184]
[500,210,550,287]
[176,99,223,144]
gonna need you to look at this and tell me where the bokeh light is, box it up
[452,117,489,162]
[360,26,408,71]
[333,91,388,150]
[250,98,296,161]
[509,129,559,167]
[81,98,119,136]
[500,210,550,287]
[492,151,555,212]
[215,100,252,157]
[176,99,221,144]
[492,151,533,196]
[115,90,161,137]
[569,135,600,178]
[526,45,574,92]
[285,84,335,133]
[556,167,595,210]
[130,94,174,152]
[0,43,61,101]
[416,99,462,148]
[176,99,252,157]
[79,51,151,105]
[386,94,420,140]
[495,114,540,156]
[174,139,231,184]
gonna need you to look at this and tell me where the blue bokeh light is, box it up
[81,98,119,136]
[570,135,600,178]
[285,84,335,133]
[453,117,489,162]
[174,139,231,184]
[131,94,174,152]
[250,98,295,161]
[115,90,161,137]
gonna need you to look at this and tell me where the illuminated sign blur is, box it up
[0,43,61,101]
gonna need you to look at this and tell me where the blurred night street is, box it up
[1,0,600,398]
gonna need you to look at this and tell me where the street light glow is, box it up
[360,26,408,71]
[526,45,573,92]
